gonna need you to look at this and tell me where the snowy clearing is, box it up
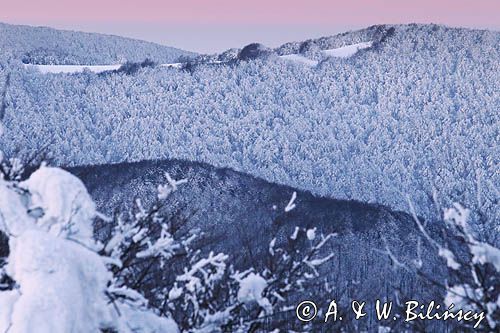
[322,41,373,58]
[280,41,373,66]
[24,63,122,74]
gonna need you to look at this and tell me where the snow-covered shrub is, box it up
[165,228,335,332]
[0,163,336,332]
[439,204,500,331]
[0,166,179,333]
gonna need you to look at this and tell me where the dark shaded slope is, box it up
[70,159,446,331]
[71,158,412,236]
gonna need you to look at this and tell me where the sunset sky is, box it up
[1,0,499,53]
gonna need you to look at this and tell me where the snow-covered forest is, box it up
[0,22,498,332]
[1,24,498,222]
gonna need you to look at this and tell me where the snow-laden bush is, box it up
[439,204,500,331]
[0,166,179,333]
[99,177,336,332]
[0,163,336,332]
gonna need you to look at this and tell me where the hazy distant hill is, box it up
[0,22,194,65]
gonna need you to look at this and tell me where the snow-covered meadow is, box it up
[23,62,183,74]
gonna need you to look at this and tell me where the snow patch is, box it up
[306,228,317,241]
[280,41,373,67]
[470,243,500,271]
[438,248,460,270]
[322,41,373,58]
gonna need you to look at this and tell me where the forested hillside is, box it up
[5,158,496,332]
[1,23,498,222]
[70,158,448,330]
[0,22,194,65]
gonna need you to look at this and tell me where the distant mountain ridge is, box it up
[0,22,195,65]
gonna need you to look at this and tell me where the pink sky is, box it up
[1,0,499,52]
